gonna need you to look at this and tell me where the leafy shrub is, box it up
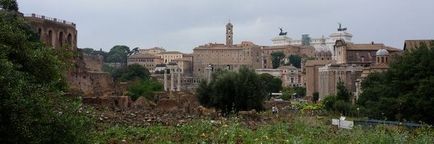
[127,79,163,101]
[0,7,92,143]
[322,95,336,111]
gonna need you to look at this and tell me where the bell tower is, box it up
[226,22,233,46]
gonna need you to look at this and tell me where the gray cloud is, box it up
[19,0,434,52]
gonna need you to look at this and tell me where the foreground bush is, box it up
[0,5,92,143]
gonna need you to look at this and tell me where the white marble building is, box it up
[271,24,353,59]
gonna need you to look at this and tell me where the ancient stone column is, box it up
[206,65,212,84]
[164,69,167,91]
[170,69,175,91]
[177,70,181,91]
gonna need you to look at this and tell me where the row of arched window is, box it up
[37,27,75,48]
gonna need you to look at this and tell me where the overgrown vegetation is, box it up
[128,79,163,101]
[92,117,434,143]
[113,64,151,82]
[196,67,267,115]
[358,42,434,124]
[259,73,282,99]
[281,86,306,100]
[287,55,302,68]
[271,51,285,68]
[111,64,163,101]
[0,5,92,143]
[322,81,354,115]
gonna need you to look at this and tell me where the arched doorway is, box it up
[59,31,64,47]
[48,30,53,47]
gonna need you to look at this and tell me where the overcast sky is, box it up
[19,0,434,53]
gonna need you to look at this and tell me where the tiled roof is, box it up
[128,53,160,58]
[305,60,333,66]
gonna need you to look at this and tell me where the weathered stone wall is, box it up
[68,52,116,97]
[82,53,104,72]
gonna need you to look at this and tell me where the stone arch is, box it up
[59,31,64,47]
[48,30,53,46]
[67,33,73,46]
[37,28,42,37]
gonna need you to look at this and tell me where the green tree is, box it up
[312,92,319,103]
[0,0,18,11]
[259,73,282,98]
[196,80,213,107]
[322,95,337,111]
[81,48,95,54]
[114,64,151,82]
[288,55,302,68]
[293,86,306,98]
[106,45,130,65]
[0,8,91,143]
[271,51,285,69]
[358,42,434,124]
[196,67,267,115]
[336,80,351,102]
[127,79,163,101]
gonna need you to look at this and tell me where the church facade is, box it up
[193,23,262,79]
[313,40,402,100]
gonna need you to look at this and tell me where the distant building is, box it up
[279,65,303,87]
[138,47,166,55]
[158,51,184,64]
[403,40,434,51]
[305,60,333,98]
[261,44,315,69]
[128,47,193,75]
[272,24,353,59]
[255,65,303,87]
[193,22,262,79]
[313,40,401,100]
[255,69,282,77]
[127,53,163,73]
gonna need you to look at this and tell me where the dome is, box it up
[376,49,389,56]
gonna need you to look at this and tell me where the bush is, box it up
[312,92,319,103]
[127,79,163,101]
[322,95,336,111]
[196,67,267,115]
[333,100,352,115]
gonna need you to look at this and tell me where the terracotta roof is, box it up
[160,51,183,54]
[305,60,333,66]
[128,53,160,59]
[346,43,401,52]
[404,40,434,51]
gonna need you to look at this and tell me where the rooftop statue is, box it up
[279,27,287,36]
[337,23,347,31]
